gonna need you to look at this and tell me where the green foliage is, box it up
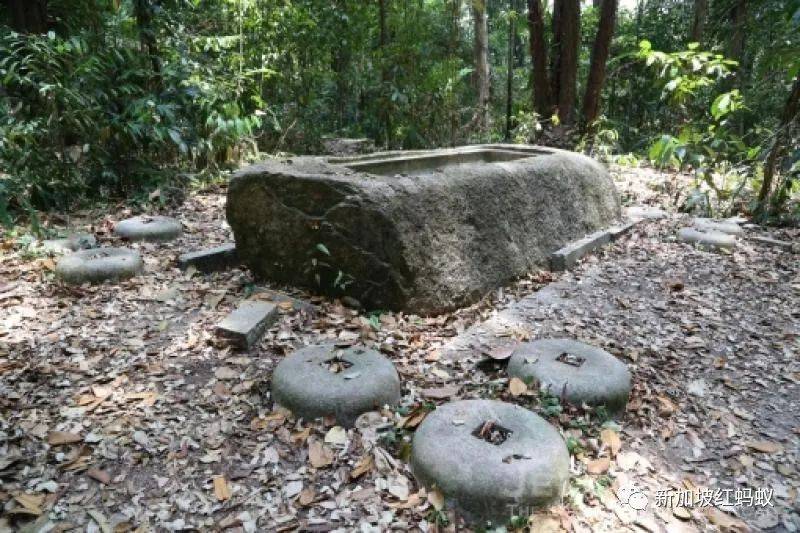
[0,1,259,223]
[2,0,799,222]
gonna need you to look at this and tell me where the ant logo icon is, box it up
[617,485,649,511]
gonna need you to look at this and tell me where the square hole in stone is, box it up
[556,352,585,367]
[472,420,513,445]
[322,357,353,374]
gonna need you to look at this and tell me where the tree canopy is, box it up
[1,0,799,223]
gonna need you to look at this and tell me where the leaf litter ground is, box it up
[1,167,798,532]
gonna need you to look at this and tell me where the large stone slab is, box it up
[227,144,621,313]
[410,399,569,525]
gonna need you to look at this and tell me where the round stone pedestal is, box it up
[114,215,182,242]
[678,227,736,251]
[508,338,631,416]
[56,248,143,284]
[271,344,401,427]
[410,399,569,526]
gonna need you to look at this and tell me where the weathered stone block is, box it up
[227,144,621,313]
[216,301,279,349]
[178,243,239,273]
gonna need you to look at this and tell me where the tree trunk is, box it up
[133,0,161,75]
[549,0,562,109]
[728,0,746,65]
[472,0,491,138]
[689,0,707,44]
[582,0,618,131]
[4,0,48,33]
[527,0,552,117]
[505,0,518,140]
[448,0,461,146]
[555,0,580,125]
[756,73,800,214]
[378,0,392,146]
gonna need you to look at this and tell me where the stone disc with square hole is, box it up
[114,215,182,242]
[508,339,631,415]
[56,248,143,284]
[678,227,736,251]
[410,399,569,526]
[271,344,401,427]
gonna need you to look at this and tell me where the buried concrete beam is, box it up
[746,235,797,252]
[549,229,612,272]
[216,301,279,349]
[178,243,239,273]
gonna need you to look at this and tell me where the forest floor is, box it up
[1,164,798,533]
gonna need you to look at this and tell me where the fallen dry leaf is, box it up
[350,453,374,480]
[600,428,622,457]
[428,488,445,511]
[656,395,676,417]
[87,468,111,485]
[213,475,231,501]
[745,440,783,454]
[587,457,611,475]
[308,440,334,468]
[509,377,528,396]
[298,487,315,506]
[47,431,82,446]
[13,493,44,515]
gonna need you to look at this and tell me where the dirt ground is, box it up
[1,164,798,532]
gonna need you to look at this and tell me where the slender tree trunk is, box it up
[728,0,746,61]
[448,0,461,146]
[4,0,48,33]
[582,0,618,131]
[756,73,800,214]
[689,0,707,43]
[472,0,491,138]
[378,0,392,146]
[505,0,517,140]
[133,0,161,75]
[527,0,552,117]
[555,0,580,125]
[549,0,562,109]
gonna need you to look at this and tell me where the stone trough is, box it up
[227,144,621,314]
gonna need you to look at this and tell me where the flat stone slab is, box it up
[114,215,182,242]
[678,227,736,250]
[42,233,97,254]
[508,339,631,415]
[410,399,569,525]
[56,248,143,285]
[693,218,743,236]
[271,344,401,427]
[178,243,239,273]
[216,301,279,349]
[227,144,620,313]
